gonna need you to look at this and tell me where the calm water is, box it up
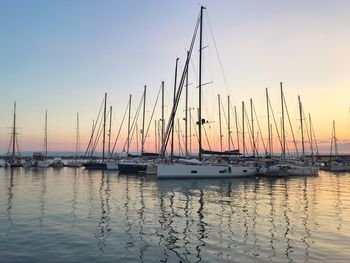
[0,168,349,262]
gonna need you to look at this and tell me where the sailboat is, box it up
[325,120,350,172]
[67,113,82,168]
[37,110,51,168]
[157,6,258,179]
[260,87,318,177]
[83,93,108,170]
[118,86,150,174]
[7,101,22,167]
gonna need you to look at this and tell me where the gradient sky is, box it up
[0,0,349,155]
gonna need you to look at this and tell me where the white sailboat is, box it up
[261,88,318,177]
[37,110,51,168]
[67,113,81,168]
[326,120,350,172]
[157,6,258,179]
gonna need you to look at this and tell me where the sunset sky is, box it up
[0,0,349,155]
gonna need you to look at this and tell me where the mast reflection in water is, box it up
[0,168,349,262]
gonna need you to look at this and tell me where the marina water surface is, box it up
[0,168,349,262]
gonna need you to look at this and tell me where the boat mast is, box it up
[280,82,286,158]
[298,95,305,158]
[228,95,231,153]
[198,6,205,161]
[218,95,223,152]
[102,92,107,161]
[154,120,157,153]
[171,58,179,162]
[141,85,146,154]
[185,51,190,159]
[127,94,132,156]
[76,112,80,159]
[161,81,165,153]
[242,101,245,157]
[334,120,338,157]
[108,106,112,159]
[309,113,314,159]
[266,88,271,156]
[234,105,240,153]
[185,51,189,158]
[44,109,48,157]
[250,98,255,156]
[12,101,17,159]
[189,107,192,156]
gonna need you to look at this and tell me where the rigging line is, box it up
[244,105,258,156]
[190,109,199,147]
[126,95,143,154]
[90,116,104,157]
[110,100,129,157]
[282,94,299,157]
[160,13,200,158]
[84,96,105,158]
[205,11,230,95]
[202,123,212,151]
[144,83,162,150]
[268,95,283,154]
[253,102,267,155]
[231,104,242,148]
[220,97,236,149]
[302,110,312,154]
[91,107,111,157]
[311,118,319,156]
[176,119,184,157]
[16,136,20,156]
[121,93,144,153]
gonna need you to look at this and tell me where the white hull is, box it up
[106,161,119,170]
[157,163,257,179]
[67,160,81,168]
[37,160,51,168]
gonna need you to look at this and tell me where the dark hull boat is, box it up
[83,161,107,170]
[118,162,148,174]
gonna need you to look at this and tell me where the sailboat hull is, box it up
[157,163,257,179]
[261,164,318,177]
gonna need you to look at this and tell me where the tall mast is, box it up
[127,94,132,155]
[266,88,271,156]
[250,98,255,156]
[228,95,231,153]
[280,82,285,158]
[234,105,240,153]
[108,106,112,158]
[161,81,165,153]
[44,109,48,157]
[218,95,223,152]
[242,101,245,157]
[76,112,80,158]
[298,95,305,157]
[189,107,192,156]
[177,118,181,156]
[309,113,314,159]
[334,120,338,157]
[141,85,146,154]
[12,101,17,158]
[171,58,179,162]
[102,92,107,161]
[198,6,205,161]
[185,51,189,158]
[154,120,157,153]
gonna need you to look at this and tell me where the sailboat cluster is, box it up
[1,6,349,177]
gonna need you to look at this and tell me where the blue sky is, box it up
[0,0,349,154]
